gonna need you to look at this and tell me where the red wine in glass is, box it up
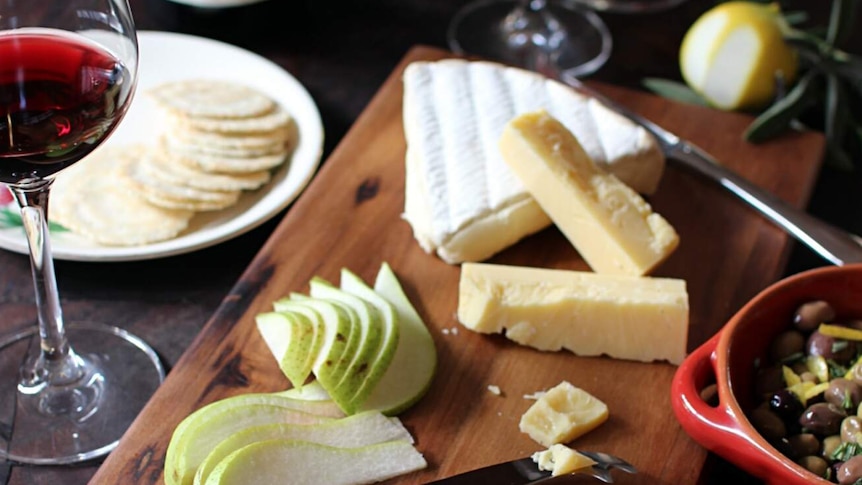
[0,30,133,184]
[0,19,164,465]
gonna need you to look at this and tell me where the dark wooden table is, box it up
[0,0,859,483]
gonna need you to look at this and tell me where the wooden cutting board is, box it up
[93,45,825,484]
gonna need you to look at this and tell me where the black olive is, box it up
[799,403,846,436]
[770,389,805,422]
[807,331,856,364]
[794,300,836,332]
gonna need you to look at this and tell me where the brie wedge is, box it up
[402,59,665,264]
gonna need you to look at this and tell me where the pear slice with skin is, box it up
[166,404,333,485]
[274,297,357,414]
[193,411,413,485]
[204,439,427,485]
[165,391,344,485]
[255,311,317,389]
[339,268,400,409]
[309,277,385,414]
[360,262,437,415]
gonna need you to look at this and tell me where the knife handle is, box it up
[669,142,862,266]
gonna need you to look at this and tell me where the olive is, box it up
[770,330,806,362]
[795,300,836,332]
[848,361,862,387]
[755,365,785,398]
[798,455,829,478]
[770,389,805,422]
[808,331,856,364]
[751,407,787,440]
[842,416,862,444]
[823,435,843,459]
[837,455,862,485]
[788,433,821,458]
[800,403,846,436]
[827,379,862,411]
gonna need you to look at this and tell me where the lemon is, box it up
[680,2,798,111]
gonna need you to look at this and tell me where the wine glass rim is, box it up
[447,0,614,79]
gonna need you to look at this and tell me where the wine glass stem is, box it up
[11,181,83,387]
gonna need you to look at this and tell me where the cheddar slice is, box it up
[457,263,689,364]
[532,444,597,476]
[520,381,608,447]
[499,110,678,276]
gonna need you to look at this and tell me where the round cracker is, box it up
[147,80,275,119]
[162,134,290,158]
[166,143,289,174]
[166,124,291,151]
[142,150,271,191]
[139,191,240,212]
[51,148,193,246]
[166,105,293,134]
[121,157,241,206]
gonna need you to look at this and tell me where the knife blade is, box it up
[428,457,551,485]
[554,69,862,267]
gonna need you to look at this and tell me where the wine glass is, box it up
[0,0,164,465]
[447,0,692,78]
[447,0,613,78]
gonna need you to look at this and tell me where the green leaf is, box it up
[827,0,860,47]
[781,10,808,27]
[0,206,22,228]
[744,70,819,143]
[641,78,709,106]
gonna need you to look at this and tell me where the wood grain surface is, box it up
[91,45,826,485]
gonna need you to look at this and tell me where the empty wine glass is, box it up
[0,0,164,465]
[447,0,613,78]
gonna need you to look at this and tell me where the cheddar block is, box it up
[499,110,678,276]
[519,381,608,447]
[457,263,689,364]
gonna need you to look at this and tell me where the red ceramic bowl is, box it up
[672,263,862,485]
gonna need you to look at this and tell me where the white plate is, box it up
[0,31,324,262]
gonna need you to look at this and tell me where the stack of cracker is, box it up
[52,80,294,246]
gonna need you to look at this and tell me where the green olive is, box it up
[823,435,843,459]
[798,455,829,478]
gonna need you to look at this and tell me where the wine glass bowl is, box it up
[448,0,612,79]
[0,0,164,465]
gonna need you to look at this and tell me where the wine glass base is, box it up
[0,322,165,465]
[447,0,612,78]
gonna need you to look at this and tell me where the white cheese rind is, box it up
[457,263,689,364]
[402,59,665,264]
[499,110,678,276]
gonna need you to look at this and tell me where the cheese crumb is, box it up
[531,444,597,476]
[487,385,502,396]
[519,381,608,447]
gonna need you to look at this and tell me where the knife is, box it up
[428,451,636,484]
[428,457,551,485]
[554,70,862,267]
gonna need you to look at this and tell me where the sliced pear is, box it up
[165,390,344,485]
[273,298,355,412]
[340,268,400,407]
[255,311,316,388]
[309,277,386,413]
[204,439,427,485]
[360,263,437,415]
[193,411,413,485]
[166,404,333,485]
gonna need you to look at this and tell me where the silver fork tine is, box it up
[532,465,615,484]
[578,451,638,474]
